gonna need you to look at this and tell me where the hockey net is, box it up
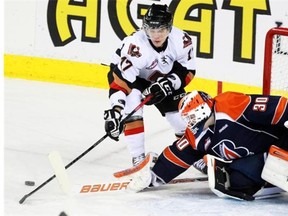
[263,27,288,97]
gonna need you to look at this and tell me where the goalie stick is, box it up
[19,95,153,204]
[79,176,208,194]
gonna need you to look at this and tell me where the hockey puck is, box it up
[25,181,35,186]
[59,211,68,216]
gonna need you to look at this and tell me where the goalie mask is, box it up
[178,91,214,130]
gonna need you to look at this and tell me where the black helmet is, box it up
[143,4,173,30]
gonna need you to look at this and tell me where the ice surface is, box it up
[4,78,288,216]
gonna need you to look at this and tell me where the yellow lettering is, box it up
[222,0,270,63]
[47,0,100,46]
[173,0,217,58]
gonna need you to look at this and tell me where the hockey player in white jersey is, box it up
[104,4,198,166]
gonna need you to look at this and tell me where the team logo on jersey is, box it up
[128,43,142,57]
[212,139,249,160]
[183,33,192,48]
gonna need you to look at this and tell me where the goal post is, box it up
[263,27,288,97]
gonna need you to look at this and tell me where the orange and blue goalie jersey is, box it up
[185,91,288,161]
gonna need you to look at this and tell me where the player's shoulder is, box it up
[170,26,186,37]
[215,92,251,105]
[121,30,149,54]
[168,27,193,52]
[215,91,247,100]
[214,92,251,119]
[119,30,148,68]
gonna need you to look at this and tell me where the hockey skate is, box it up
[132,153,145,166]
[193,158,208,175]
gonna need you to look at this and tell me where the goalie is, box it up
[116,90,288,200]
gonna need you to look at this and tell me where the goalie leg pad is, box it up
[261,145,288,192]
[228,153,266,188]
[208,153,286,200]
[207,155,256,201]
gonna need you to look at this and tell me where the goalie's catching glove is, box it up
[104,108,123,141]
[142,77,173,105]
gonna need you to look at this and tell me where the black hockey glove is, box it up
[104,108,123,141]
[142,77,173,105]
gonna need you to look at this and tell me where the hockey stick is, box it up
[19,95,153,204]
[79,176,209,194]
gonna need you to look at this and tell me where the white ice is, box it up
[4,78,288,216]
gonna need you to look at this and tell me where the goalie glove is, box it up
[142,77,173,105]
[104,108,123,141]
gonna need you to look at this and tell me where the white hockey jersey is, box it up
[112,27,196,84]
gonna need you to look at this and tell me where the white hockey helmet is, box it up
[178,90,214,128]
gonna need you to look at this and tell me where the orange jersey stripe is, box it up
[215,92,251,120]
[272,97,288,124]
[184,129,196,149]
[163,147,190,169]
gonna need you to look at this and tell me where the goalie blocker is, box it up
[207,145,288,201]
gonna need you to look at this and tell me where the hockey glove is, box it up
[142,77,173,105]
[104,108,123,141]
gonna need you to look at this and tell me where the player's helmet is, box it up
[143,4,173,31]
[178,91,214,129]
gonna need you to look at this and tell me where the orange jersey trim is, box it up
[214,92,251,120]
[185,128,197,149]
[272,97,288,124]
[163,147,190,169]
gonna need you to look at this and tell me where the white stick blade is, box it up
[48,151,71,194]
